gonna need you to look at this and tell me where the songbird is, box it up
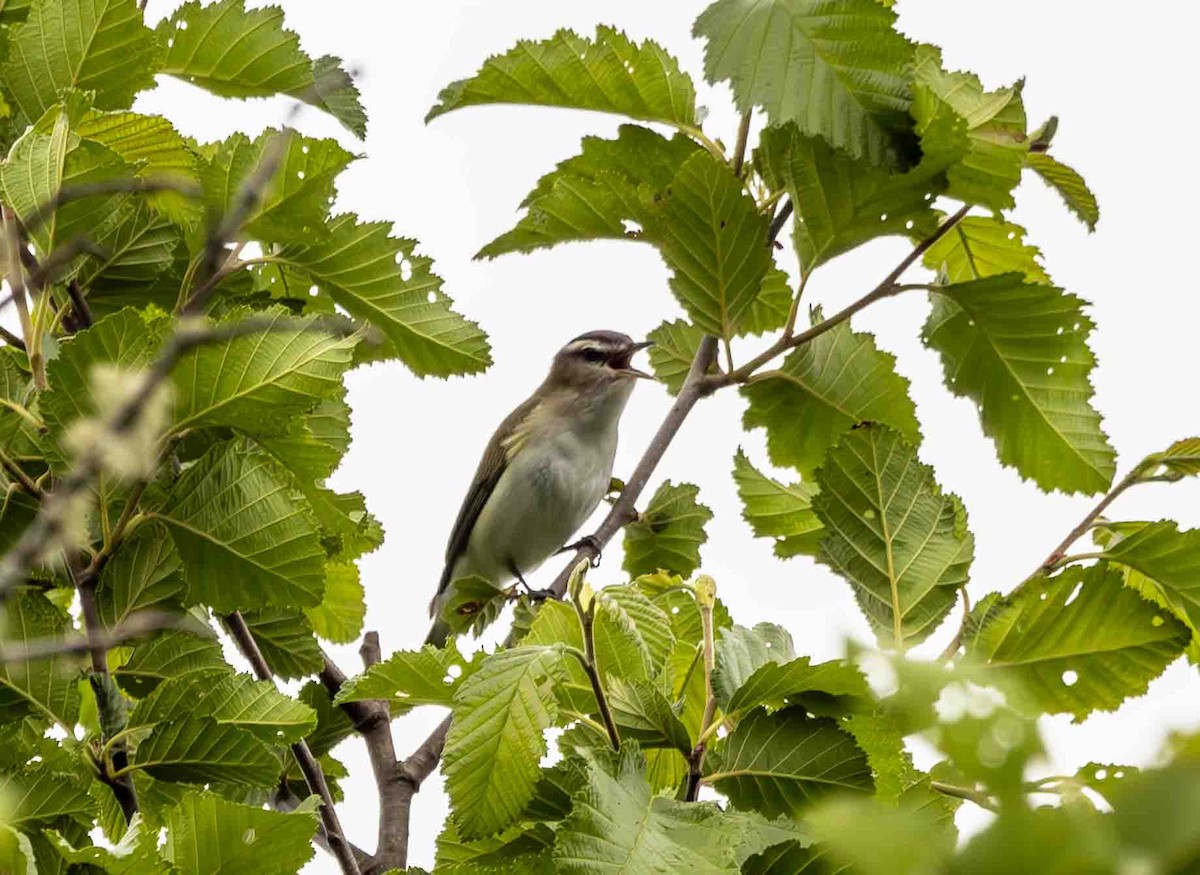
[426,330,653,646]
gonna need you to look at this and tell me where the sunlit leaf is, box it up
[733,449,823,559]
[1027,152,1098,231]
[130,717,280,788]
[623,480,712,577]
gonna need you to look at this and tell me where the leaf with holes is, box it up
[163,789,319,874]
[742,316,920,479]
[279,214,490,377]
[2,0,160,120]
[623,480,713,577]
[923,273,1115,494]
[694,0,915,164]
[154,443,326,612]
[1027,152,1098,231]
[813,424,974,648]
[130,717,280,788]
[712,623,796,707]
[967,564,1188,720]
[733,449,824,559]
[706,708,873,818]
[334,641,480,711]
[922,216,1050,285]
[724,656,869,719]
[428,26,696,125]
[443,646,565,839]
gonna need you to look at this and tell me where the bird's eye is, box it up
[582,348,607,364]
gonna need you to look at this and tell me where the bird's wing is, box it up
[434,395,542,609]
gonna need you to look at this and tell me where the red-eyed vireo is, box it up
[426,330,653,646]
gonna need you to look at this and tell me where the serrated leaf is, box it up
[76,200,186,297]
[607,677,692,753]
[707,708,872,817]
[756,122,944,273]
[725,656,869,718]
[813,424,973,648]
[1027,152,1098,231]
[478,124,700,260]
[807,792,956,875]
[968,564,1187,720]
[435,819,556,874]
[597,587,675,676]
[0,825,36,875]
[163,789,318,875]
[258,400,350,485]
[923,273,1115,494]
[741,317,920,479]
[303,562,364,644]
[170,311,358,436]
[921,216,1050,285]
[0,590,82,727]
[114,629,224,697]
[742,841,844,875]
[912,45,1028,211]
[647,319,705,395]
[443,646,564,839]
[733,449,823,559]
[279,213,490,377]
[694,0,915,164]
[428,26,696,126]
[130,717,280,788]
[335,640,479,710]
[712,623,796,707]
[2,0,160,120]
[48,815,171,874]
[1157,438,1200,478]
[654,150,771,338]
[622,480,712,577]
[155,442,326,612]
[0,767,96,827]
[95,521,185,629]
[158,0,364,136]
[236,609,322,679]
[130,669,316,743]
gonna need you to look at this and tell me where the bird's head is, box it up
[547,330,655,394]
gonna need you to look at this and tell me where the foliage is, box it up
[0,0,1193,874]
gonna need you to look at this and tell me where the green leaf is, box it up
[130,669,316,744]
[756,122,943,274]
[258,400,349,485]
[807,793,956,875]
[76,201,186,300]
[1027,152,1098,231]
[155,442,326,612]
[921,216,1050,285]
[923,273,1116,494]
[477,124,700,260]
[0,767,96,827]
[912,46,1028,211]
[304,562,364,644]
[739,267,794,337]
[130,717,280,788]
[158,0,365,136]
[1097,521,1200,634]
[114,630,225,697]
[170,311,358,436]
[435,819,556,874]
[334,640,479,711]
[95,521,185,629]
[427,26,696,126]
[712,623,796,707]
[163,789,318,875]
[694,0,915,164]
[297,682,353,758]
[724,656,869,718]
[968,564,1188,720]
[596,587,675,677]
[813,424,974,648]
[2,0,160,120]
[622,480,712,577]
[1157,437,1200,478]
[199,130,354,244]
[707,708,872,817]
[948,805,1115,875]
[733,449,823,559]
[654,151,771,338]
[0,825,36,875]
[555,745,804,873]
[0,590,82,727]
[647,319,705,396]
[741,316,920,478]
[743,842,844,875]
[1112,761,1200,871]
[443,646,564,839]
[279,214,491,377]
[48,815,171,874]
[606,677,692,753]
[237,609,322,679]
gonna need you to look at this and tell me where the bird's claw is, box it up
[560,535,602,567]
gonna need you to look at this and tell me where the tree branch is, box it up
[226,612,361,875]
[767,199,793,247]
[730,111,752,178]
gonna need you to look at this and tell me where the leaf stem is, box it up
[0,446,41,497]
[686,575,718,801]
[930,780,1000,813]
[2,206,42,390]
[568,566,621,751]
[730,111,752,177]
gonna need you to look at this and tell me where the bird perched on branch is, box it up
[426,330,654,646]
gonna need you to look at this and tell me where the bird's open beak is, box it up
[613,340,655,380]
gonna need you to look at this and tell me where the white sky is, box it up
[122,0,1200,869]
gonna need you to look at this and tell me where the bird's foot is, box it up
[559,534,602,567]
[507,580,555,603]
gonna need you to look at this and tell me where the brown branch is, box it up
[706,204,973,390]
[731,111,752,177]
[226,612,361,875]
[0,325,24,349]
[767,199,793,246]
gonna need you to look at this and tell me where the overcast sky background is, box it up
[128,0,1200,869]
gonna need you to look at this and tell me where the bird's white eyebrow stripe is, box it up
[564,339,613,353]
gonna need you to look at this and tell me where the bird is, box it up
[425,330,654,646]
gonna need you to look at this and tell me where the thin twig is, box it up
[3,206,41,390]
[767,199,793,246]
[0,610,182,664]
[225,612,361,875]
[731,111,752,177]
[23,178,201,237]
[930,780,1000,813]
[686,576,717,801]
[0,446,40,497]
[0,325,25,348]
